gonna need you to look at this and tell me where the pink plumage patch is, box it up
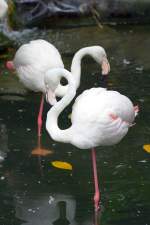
[109,113,118,120]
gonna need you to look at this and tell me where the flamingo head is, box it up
[45,88,57,106]
[88,46,110,75]
[44,69,60,105]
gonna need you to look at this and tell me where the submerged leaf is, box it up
[51,161,72,170]
[143,144,150,153]
[31,147,53,156]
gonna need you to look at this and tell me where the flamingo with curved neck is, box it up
[45,68,138,211]
[6,40,110,151]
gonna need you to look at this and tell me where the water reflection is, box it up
[14,193,77,225]
[0,122,9,162]
[1,21,150,225]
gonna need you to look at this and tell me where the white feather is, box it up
[45,68,137,150]
[13,40,64,92]
[10,41,109,97]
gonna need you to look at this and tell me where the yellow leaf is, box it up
[51,161,72,170]
[143,144,150,153]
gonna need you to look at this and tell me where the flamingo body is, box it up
[45,68,138,212]
[12,39,64,93]
[6,39,64,141]
[45,68,137,149]
[6,40,110,151]
[70,88,135,149]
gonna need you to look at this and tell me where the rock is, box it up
[10,0,150,28]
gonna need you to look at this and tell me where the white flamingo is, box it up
[0,0,8,19]
[6,39,110,147]
[44,68,139,212]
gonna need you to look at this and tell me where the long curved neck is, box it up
[55,48,89,97]
[55,46,106,97]
[46,70,76,143]
[71,47,101,89]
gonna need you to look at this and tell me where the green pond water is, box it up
[0,24,150,225]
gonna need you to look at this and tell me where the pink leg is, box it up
[37,94,44,137]
[91,148,100,212]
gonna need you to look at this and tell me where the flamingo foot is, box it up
[31,147,53,156]
[32,135,53,156]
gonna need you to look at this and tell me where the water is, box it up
[0,23,150,225]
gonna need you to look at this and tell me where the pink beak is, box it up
[6,61,15,71]
[46,89,57,105]
[101,58,110,75]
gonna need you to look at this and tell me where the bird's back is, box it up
[70,88,135,149]
[13,40,64,92]
[14,40,64,69]
[72,88,135,123]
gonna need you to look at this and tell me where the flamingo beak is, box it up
[101,57,110,75]
[46,89,57,106]
[6,61,15,71]
[134,105,139,117]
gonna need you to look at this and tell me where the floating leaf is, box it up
[51,161,72,170]
[143,144,150,153]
